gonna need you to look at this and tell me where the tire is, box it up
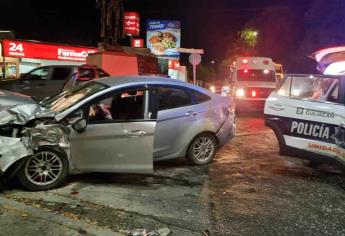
[17,147,69,191]
[187,133,217,165]
[302,160,322,168]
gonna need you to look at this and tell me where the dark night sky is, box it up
[0,0,311,64]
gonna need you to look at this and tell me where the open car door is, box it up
[69,88,156,174]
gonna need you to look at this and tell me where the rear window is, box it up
[78,68,96,81]
[158,87,192,110]
[191,90,211,103]
[98,69,109,78]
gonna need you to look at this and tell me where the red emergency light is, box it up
[251,90,257,97]
[263,60,269,65]
[242,59,248,64]
[244,69,248,73]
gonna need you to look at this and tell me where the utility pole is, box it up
[96,0,124,49]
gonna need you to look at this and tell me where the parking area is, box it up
[1,113,345,236]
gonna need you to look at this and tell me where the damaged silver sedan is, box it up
[0,76,236,191]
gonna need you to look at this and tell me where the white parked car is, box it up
[265,74,345,166]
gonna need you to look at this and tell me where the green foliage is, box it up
[187,64,216,84]
[239,28,259,48]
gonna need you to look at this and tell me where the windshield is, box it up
[41,81,108,113]
[237,69,276,82]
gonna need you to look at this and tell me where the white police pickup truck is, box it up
[264,74,345,166]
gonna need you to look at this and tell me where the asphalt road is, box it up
[1,113,345,236]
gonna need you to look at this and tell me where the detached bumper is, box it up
[217,113,236,147]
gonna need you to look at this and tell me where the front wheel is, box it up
[17,147,69,191]
[187,133,217,165]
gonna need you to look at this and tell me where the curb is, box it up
[0,196,125,236]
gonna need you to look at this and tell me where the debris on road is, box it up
[128,227,172,236]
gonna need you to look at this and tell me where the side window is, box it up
[28,68,49,80]
[277,76,292,97]
[158,87,192,110]
[52,67,72,80]
[98,69,109,78]
[290,76,339,102]
[88,89,155,123]
[326,81,339,103]
[191,89,211,103]
[78,68,95,81]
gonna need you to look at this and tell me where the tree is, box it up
[187,64,216,86]
[239,28,259,49]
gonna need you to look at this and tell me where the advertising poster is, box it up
[124,12,140,36]
[146,20,181,58]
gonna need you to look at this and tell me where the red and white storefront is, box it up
[0,39,97,79]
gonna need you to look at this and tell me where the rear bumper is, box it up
[216,113,236,147]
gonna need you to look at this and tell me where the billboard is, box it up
[2,40,97,62]
[146,20,180,58]
[124,12,140,36]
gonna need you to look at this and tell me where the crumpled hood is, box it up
[0,90,55,126]
[0,90,36,107]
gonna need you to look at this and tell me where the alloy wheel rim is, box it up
[193,137,215,162]
[25,151,63,186]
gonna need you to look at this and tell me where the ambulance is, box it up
[230,57,282,110]
[265,74,345,166]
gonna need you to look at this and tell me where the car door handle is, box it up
[123,130,146,137]
[185,111,199,117]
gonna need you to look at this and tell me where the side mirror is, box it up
[72,118,87,133]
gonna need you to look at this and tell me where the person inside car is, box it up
[310,78,335,100]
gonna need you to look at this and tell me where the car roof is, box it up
[31,64,98,69]
[98,76,198,89]
[285,73,344,79]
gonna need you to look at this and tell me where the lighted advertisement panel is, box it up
[124,12,140,36]
[146,20,181,58]
[2,40,97,62]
